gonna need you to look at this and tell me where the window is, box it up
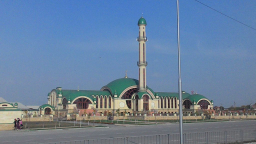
[198,100,210,109]
[73,98,92,109]
[143,44,145,62]
[109,97,111,108]
[168,98,170,108]
[100,97,103,108]
[139,43,140,60]
[122,88,138,99]
[175,98,177,108]
[164,97,167,108]
[122,88,138,109]
[161,97,163,108]
[104,97,107,108]
[139,68,140,82]
[96,96,98,108]
[143,69,145,88]
[62,98,68,109]
[171,98,173,108]
[143,95,149,111]
[183,100,192,109]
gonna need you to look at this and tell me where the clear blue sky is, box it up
[0,0,255,107]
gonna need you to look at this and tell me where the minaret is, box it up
[137,17,147,92]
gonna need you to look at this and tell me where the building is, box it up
[43,17,213,116]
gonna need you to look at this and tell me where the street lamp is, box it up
[176,0,183,143]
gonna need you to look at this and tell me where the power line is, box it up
[195,0,256,31]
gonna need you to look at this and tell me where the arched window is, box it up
[135,95,139,111]
[143,43,145,62]
[122,88,138,99]
[143,95,149,111]
[168,98,170,108]
[45,108,51,115]
[143,69,145,88]
[51,95,53,106]
[122,88,138,109]
[171,98,174,108]
[109,97,111,108]
[161,97,163,108]
[100,97,103,108]
[96,96,98,108]
[62,98,68,109]
[183,100,192,109]
[73,98,92,109]
[104,96,107,108]
[139,44,140,60]
[175,98,177,108]
[198,100,210,109]
[164,97,167,108]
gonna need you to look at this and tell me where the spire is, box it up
[68,97,71,104]
[114,90,118,98]
[124,70,128,78]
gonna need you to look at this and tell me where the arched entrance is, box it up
[45,108,51,115]
[122,88,138,109]
[183,100,192,109]
[73,98,92,109]
[134,95,139,111]
[62,98,68,109]
[143,95,149,111]
[198,100,210,109]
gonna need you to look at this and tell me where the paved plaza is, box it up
[0,120,256,144]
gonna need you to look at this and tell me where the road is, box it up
[0,120,256,144]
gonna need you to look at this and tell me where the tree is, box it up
[116,109,120,116]
[91,106,97,115]
[219,106,224,111]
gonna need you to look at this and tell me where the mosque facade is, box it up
[44,17,213,116]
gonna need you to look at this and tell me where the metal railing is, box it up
[43,129,256,144]
[136,36,147,41]
[137,61,148,66]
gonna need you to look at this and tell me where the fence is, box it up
[43,129,256,144]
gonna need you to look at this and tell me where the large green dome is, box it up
[101,78,155,97]
[138,17,147,26]
[185,94,210,104]
[102,78,138,96]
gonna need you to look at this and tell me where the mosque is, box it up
[42,17,213,116]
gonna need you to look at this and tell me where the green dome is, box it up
[185,94,208,104]
[39,104,55,110]
[57,90,111,103]
[102,78,139,96]
[101,78,154,97]
[138,17,147,26]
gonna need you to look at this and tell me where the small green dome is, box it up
[138,17,147,26]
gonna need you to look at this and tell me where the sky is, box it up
[0,0,255,107]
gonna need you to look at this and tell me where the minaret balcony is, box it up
[136,36,148,42]
[137,61,148,66]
